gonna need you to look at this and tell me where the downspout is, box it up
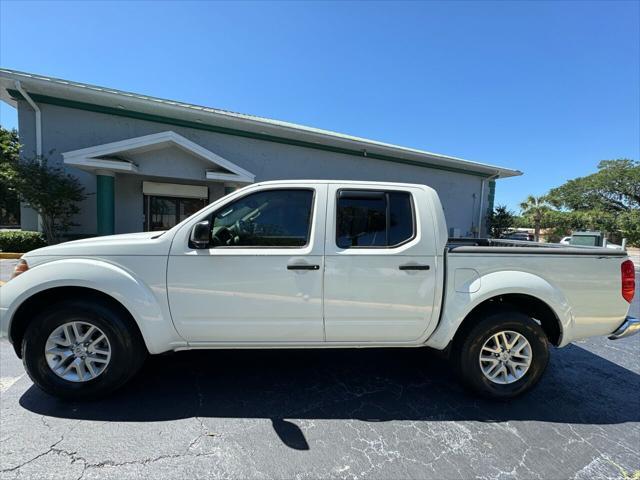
[478,172,499,238]
[14,81,42,159]
[14,81,44,233]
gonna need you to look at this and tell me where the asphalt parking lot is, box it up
[0,263,639,479]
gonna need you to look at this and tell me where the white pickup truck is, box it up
[1,180,637,400]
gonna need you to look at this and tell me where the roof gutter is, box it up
[14,81,42,159]
[478,172,500,237]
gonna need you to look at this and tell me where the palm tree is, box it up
[519,195,550,242]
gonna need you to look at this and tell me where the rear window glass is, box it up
[336,190,414,248]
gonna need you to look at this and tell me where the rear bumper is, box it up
[609,316,640,340]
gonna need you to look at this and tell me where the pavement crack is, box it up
[49,447,88,480]
[0,437,64,473]
[84,451,218,470]
[40,415,52,429]
[187,416,219,452]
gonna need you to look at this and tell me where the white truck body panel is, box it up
[167,182,328,343]
[322,183,439,342]
[0,180,633,354]
[429,254,629,350]
[0,255,182,353]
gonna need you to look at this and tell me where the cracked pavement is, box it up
[0,273,638,479]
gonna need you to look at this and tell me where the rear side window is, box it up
[336,190,415,248]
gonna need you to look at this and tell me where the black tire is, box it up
[452,310,549,399]
[22,299,147,400]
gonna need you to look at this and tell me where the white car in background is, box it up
[1,180,637,401]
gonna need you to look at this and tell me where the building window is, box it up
[144,196,207,231]
[336,190,415,248]
[210,189,314,247]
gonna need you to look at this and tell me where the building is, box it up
[0,68,521,237]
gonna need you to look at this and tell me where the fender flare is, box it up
[3,258,184,354]
[426,270,574,350]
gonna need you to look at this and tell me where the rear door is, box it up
[323,184,438,342]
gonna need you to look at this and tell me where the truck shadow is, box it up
[19,343,640,449]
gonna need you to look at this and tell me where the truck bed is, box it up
[447,238,627,256]
[435,237,632,349]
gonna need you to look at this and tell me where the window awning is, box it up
[142,181,208,199]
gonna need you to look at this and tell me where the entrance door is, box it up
[167,184,327,343]
[323,184,438,342]
[144,196,207,231]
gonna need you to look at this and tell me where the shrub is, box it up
[0,230,47,252]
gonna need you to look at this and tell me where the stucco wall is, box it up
[17,100,491,237]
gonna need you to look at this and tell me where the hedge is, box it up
[0,230,47,253]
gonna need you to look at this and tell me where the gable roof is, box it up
[62,131,255,183]
[0,68,522,179]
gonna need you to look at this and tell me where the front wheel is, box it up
[452,310,550,399]
[22,299,147,400]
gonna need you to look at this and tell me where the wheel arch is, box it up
[3,258,184,356]
[9,286,147,358]
[451,293,563,350]
[426,270,573,350]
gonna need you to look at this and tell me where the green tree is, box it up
[487,205,515,238]
[545,159,639,246]
[547,159,640,212]
[0,127,21,225]
[519,195,551,242]
[0,126,87,244]
[617,210,640,247]
[542,210,573,243]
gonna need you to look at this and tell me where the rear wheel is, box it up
[452,310,549,399]
[22,299,146,400]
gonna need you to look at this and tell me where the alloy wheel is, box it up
[479,330,532,385]
[44,321,111,382]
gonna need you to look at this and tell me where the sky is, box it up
[0,1,638,211]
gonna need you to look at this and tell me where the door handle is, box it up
[287,264,320,271]
[399,264,430,271]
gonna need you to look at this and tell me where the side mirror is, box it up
[190,220,211,249]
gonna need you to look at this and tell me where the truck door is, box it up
[323,184,438,342]
[167,184,327,342]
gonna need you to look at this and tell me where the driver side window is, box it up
[210,189,314,247]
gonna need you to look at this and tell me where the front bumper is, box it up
[609,316,640,340]
[0,307,8,339]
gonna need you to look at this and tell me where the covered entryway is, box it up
[61,131,255,235]
[142,181,208,231]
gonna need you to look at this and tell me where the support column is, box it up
[483,180,497,237]
[96,171,115,236]
[487,180,496,216]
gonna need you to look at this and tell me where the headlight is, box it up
[9,259,29,281]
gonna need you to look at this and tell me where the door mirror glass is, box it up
[190,220,211,249]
